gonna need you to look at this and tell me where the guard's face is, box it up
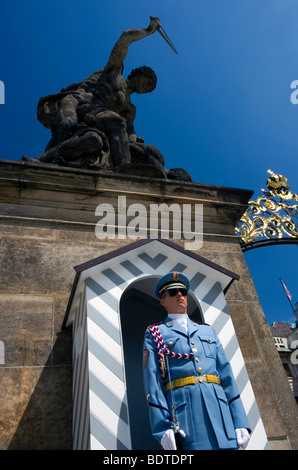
[160,289,188,314]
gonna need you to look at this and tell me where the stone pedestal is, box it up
[0,159,297,450]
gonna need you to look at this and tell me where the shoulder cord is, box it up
[149,324,193,381]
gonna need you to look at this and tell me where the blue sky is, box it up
[1,0,297,326]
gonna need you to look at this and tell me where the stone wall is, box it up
[0,159,297,450]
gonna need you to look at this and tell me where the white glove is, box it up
[236,428,250,449]
[161,429,186,450]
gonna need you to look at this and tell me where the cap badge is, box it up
[173,272,179,281]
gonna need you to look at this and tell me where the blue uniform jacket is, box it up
[143,317,251,450]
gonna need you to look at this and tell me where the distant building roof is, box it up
[270,322,294,337]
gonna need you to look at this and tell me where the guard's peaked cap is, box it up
[154,272,190,299]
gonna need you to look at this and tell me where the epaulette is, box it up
[190,320,210,326]
[146,321,163,330]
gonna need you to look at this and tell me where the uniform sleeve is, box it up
[143,329,172,443]
[215,330,251,433]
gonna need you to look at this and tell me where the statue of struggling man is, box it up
[23,17,160,169]
[22,17,191,180]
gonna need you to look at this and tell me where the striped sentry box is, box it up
[64,239,269,450]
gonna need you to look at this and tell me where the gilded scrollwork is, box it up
[235,170,298,245]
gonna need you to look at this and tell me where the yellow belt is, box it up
[165,374,220,393]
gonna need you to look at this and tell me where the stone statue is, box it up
[22,17,192,182]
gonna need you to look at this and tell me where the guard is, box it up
[143,272,251,450]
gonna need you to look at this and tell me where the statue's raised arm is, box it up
[105,17,160,70]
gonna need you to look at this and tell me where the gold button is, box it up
[197,367,202,373]
[196,358,199,363]
[192,348,197,353]
[208,338,212,342]
[169,341,173,346]
[191,341,195,345]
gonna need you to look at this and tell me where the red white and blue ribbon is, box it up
[149,325,193,381]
